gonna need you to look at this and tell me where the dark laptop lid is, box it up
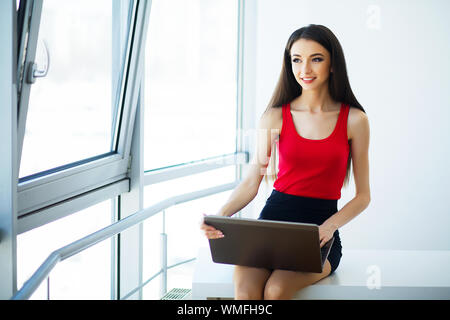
[204,216,333,273]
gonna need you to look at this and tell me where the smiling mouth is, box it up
[301,77,316,83]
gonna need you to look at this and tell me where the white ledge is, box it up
[192,247,450,300]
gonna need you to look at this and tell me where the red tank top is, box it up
[273,102,350,200]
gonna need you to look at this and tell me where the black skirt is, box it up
[258,189,342,275]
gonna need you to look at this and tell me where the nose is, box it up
[300,60,312,76]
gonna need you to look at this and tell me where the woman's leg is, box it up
[233,265,272,300]
[263,260,332,300]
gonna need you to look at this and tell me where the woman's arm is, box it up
[319,108,371,246]
[201,107,281,238]
[218,107,281,216]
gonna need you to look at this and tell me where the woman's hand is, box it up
[200,214,224,239]
[318,223,338,248]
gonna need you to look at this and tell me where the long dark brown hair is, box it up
[264,24,366,187]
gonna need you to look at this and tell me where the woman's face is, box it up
[289,38,332,90]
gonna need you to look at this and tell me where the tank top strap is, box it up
[337,103,350,140]
[282,103,290,121]
[281,103,293,137]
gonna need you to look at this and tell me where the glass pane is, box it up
[17,200,112,300]
[167,259,196,294]
[142,273,162,300]
[144,0,239,170]
[144,166,236,207]
[19,0,133,178]
[165,190,233,270]
[143,167,235,298]
[142,212,162,285]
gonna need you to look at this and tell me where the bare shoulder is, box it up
[260,106,283,131]
[348,106,369,140]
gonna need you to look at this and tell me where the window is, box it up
[142,167,235,298]
[19,0,133,179]
[144,0,239,170]
[17,200,112,299]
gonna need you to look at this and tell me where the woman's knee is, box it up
[234,285,264,300]
[263,282,290,300]
[234,276,265,300]
[233,266,270,300]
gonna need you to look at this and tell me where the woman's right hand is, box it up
[200,214,224,239]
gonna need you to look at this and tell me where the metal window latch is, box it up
[26,40,50,84]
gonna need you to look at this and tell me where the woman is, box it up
[200,24,370,300]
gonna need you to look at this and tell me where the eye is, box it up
[292,57,323,63]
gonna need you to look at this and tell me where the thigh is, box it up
[233,265,272,300]
[264,260,332,300]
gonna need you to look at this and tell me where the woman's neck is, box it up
[292,90,336,113]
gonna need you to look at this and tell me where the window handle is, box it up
[26,40,50,84]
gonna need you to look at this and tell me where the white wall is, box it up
[246,0,450,250]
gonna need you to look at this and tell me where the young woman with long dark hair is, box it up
[201,24,371,300]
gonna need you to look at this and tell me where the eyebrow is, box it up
[291,53,324,57]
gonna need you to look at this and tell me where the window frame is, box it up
[0,0,19,299]
[15,0,151,233]
[9,0,254,299]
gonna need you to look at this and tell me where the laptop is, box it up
[204,216,334,273]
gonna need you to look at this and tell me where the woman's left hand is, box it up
[318,223,338,248]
